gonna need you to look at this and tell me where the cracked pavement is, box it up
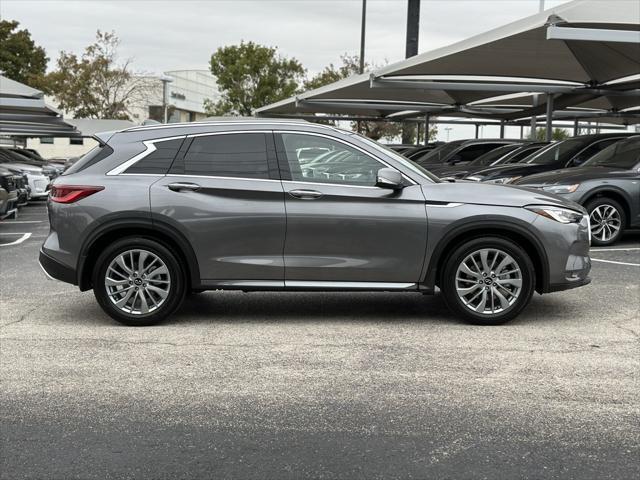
[1,203,639,479]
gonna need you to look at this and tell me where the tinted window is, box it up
[525,138,589,165]
[62,144,114,175]
[583,137,640,169]
[468,144,520,166]
[174,133,269,179]
[570,139,620,166]
[280,133,384,186]
[125,138,183,174]
[454,143,507,163]
[508,145,544,163]
[415,142,463,164]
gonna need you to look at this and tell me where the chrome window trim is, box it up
[168,174,281,184]
[275,130,416,186]
[426,202,465,208]
[106,135,186,176]
[282,179,388,190]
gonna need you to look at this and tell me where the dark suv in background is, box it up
[40,120,591,326]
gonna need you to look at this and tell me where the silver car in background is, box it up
[40,119,591,326]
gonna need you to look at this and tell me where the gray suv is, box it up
[40,119,591,326]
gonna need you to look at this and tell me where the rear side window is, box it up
[63,144,114,175]
[171,133,269,179]
[124,138,184,174]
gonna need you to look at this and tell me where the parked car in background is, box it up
[464,133,636,184]
[41,119,591,327]
[514,135,640,246]
[411,138,526,168]
[0,167,19,219]
[428,142,549,179]
[6,148,63,179]
[2,166,30,206]
[0,149,50,199]
[401,143,445,160]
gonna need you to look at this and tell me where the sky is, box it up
[2,0,594,140]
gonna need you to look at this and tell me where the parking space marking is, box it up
[591,258,640,267]
[2,220,43,224]
[591,247,640,252]
[0,233,32,247]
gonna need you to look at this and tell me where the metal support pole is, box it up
[499,121,505,139]
[402,0,421,144]
[162,81,168,123]
[520,125,524,139]
[359,0,367,73]
[475,124,479,139]
[530,95,538,139]
[545,93,554,142]
[424,113,430,145]
[573,118,579,136]
[405,0,420,58]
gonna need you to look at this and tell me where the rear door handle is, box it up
[288,189,323,200]
[167,182,201,192]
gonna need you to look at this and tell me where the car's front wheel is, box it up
[92,237,187,326]
[441,237,535,325]
[586,197,626,246]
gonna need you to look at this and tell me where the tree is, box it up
[532,127,570,141]
[206,41,306,116]
[0,20,48,85]
[44,31,154,120]
[306,54,437,142]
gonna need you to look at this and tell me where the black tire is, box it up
[441,236,535,325]
[92,237,186,326]
[585,197,626,246]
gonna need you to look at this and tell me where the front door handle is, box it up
[167,182,201,192]
[288,189,323,200]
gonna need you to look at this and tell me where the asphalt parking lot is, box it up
[1,202,639,479]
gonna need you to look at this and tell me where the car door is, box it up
[275,131,428,285]
[149,131,286,284]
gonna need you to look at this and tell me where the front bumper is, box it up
[39,249,77,285]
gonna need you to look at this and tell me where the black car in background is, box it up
[514,136,640,246]
[464,133,636,184]
[428,142,549,179]
[411,138,526,168]
[0,166,19,220]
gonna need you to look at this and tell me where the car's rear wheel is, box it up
[586,197,625,246]
[441,237,535,325]
[93,237,186,326]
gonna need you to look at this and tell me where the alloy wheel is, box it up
[104,249,171,315]
[455,248,522,315]
[589,204,621,243]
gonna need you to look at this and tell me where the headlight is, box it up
[525,205,583,224]
[541,184,579,194]
[488,176,522,184]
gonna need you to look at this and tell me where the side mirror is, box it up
[376,168,403,190]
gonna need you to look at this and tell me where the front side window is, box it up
[171,133,270,179]
[280,133,385,186]
[583,138,640,169]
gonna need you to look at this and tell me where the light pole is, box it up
[359,0,366,74]
[160,74,173,123]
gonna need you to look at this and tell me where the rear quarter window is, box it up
[63,144,114,175]
[124,138,184,174]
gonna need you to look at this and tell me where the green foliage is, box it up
[0,20,48,85]
[532,127,570,141]
[206,41,306,116]
[43,31,153,120]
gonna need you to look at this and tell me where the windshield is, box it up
[354,134,441,183]
[582,138,640,169]
[415,142,461,164]
[468,145,520,167]
[524,138,587,165]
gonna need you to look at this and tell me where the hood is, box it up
[514,166,638,187]
[467,163,549,181]
[422,180,583,211]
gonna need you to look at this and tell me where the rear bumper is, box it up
[39,249,77,285]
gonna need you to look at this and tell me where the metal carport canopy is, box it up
[0,75,79,137]
[256,0,639,123]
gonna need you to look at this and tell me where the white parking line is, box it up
[0,233,32,247]
[591,258,640,267]
[591,247,640,252]
[2,220,43,224]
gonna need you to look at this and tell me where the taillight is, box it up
[50,185,104,204]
